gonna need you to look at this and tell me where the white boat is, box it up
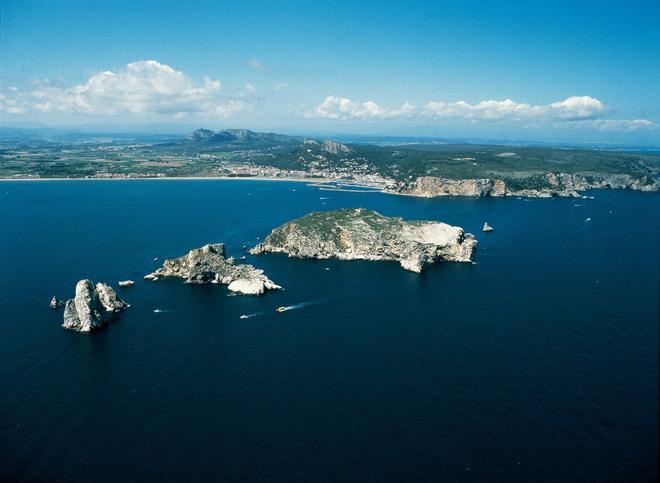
[240,315,248,319]
[482,222,494,232]
[118,280,135,287]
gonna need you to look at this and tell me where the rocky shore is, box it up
[145,243,281,295]
[62,280,128,332]
[251,208,477,272]
[390,173,660,198]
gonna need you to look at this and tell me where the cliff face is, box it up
[144,243,281,295]
[251,208,477,273]
[391,172,659,198]
[62,280,128,332]
[395,177,507,197]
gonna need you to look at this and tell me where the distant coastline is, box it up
[0,175,339,184]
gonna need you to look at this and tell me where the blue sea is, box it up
[0,180,658,481]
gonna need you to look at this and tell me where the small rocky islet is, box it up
[251,208,477,272]
[62,280,129,332]
[144,243,281,295]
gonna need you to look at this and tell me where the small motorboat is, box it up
[240,315,248,319]
[276,306,288,313]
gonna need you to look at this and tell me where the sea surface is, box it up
[0,180,658,481]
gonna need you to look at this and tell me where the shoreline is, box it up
[0,175,343,184]
[2,176,655,199]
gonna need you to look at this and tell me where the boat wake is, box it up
[239,300,324,319]
[276,301,318,312]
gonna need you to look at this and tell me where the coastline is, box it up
[2,175,656,199]
[0,175,341,184]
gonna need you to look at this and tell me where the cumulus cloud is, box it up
[311,95,607,122]
[423,96,605,121]
[0,60,247,118]
[273,82,290,91]
[309,96,416,120]
[308,95,656,132]
[0,92,27,114]
[568,119,656,132]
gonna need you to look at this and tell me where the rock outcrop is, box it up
[395,177,507,197]
[391,172,659,198]
[50,296,60,309]
[145,243,281,295]
[251,208,477,273]
[62,280,128,332]
[321,140,351,155]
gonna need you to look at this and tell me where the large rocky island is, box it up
[251,208,477,272]
[62,280,129,332]
[145,243,281,295]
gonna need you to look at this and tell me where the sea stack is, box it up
[50,296,60,309]
[62,280,128,332]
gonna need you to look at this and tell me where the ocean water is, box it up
[0,180,657,482]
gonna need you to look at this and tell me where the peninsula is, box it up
[2,128,658,198]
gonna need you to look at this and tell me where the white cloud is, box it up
[307,95,656,131]
[0,60,247,118]
[309,96,416,120]
[568,119,656,132]
[310,95,608,122]
[245,82,257,93]
[273,82,289,91]
[423,96,605,121]
[0,92,27,114]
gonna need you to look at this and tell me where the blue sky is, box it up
[1,0,659,144]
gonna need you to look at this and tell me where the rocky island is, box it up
[145,243,281,295]
[62,280,129,332]
[251,208,477,272]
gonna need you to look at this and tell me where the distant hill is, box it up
[157,128,304,151]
